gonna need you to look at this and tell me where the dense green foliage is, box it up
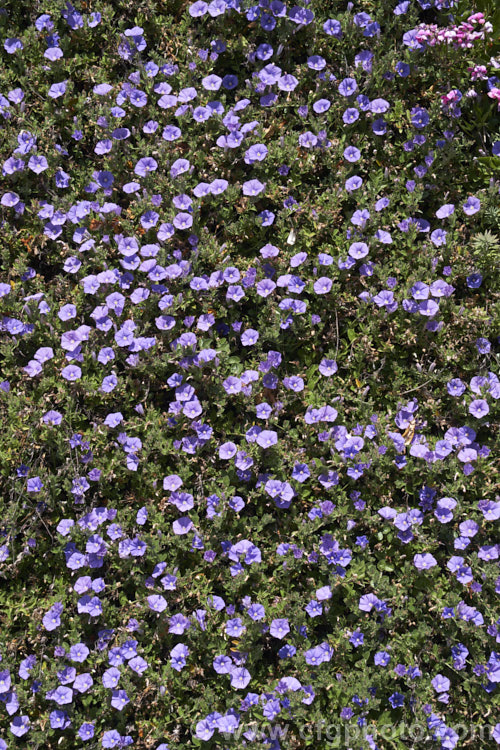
[0,0,499,748]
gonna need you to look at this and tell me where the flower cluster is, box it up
[0,0,499,748]
[415,13,493,49]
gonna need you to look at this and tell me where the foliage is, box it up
[0,0,499,748]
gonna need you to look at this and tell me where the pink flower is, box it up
[487,88,500,108]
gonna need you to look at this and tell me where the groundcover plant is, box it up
[0,0,499,747]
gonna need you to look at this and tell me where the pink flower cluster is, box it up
[488,88,500,109]
[468,64,488,81]
[441,89,462,112]
[415,12,492,50]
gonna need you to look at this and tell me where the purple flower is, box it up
[111,689,129,711]
[418,299,439,317]
[359,593,380,612]
[163,474,183,492]
[372,118,387,135]
[189,0,208,15]
[306,600,323,617]
[345,176,362,192]
[323,18,342,36]
[102,668,121,688]
[172,517,193,535]
[373,290,394,308]
[27,477,43,493]
[413,553,437,570]
[319,359,338,376]
[389,692,404,708]
[292,463,310,482]
[135,157,158,176]
[170,158,190,177]
[242,179,266,197]
[270,619,290,639]
[226,618,246,637]
[338,78,358,96]
[230,667,251,688]
[93,83,113,96]
[123,181,140,194]
[69,643,89,662]
[0,671,11,694]
[256,430,278,449]
[411,107,429,128]
[342,108,359,124]
[148,595,167,612]
[73,673,93,693]
[61,365,82,381]
[97,170,114,189]
[284,376,304,393]
[469,399,489,418]
[306,55,326,72]
[436,204,455,219]
[248,603,266,620]
[1,191,20,207]
[370,97,389,113]
[78,723,95,741]
[447,378,466,396]
[466,273,482,289]
[28,155,49,173]
[304,642,332,665]
[5,37,24,54]
[432,674,450,693]
[49,709,71,729]
[313,277,332,294]
[349,242,369,259]
[10,715,30,737]
[170,643,189,671]
[278,73,299,91]
[256,279,276,297]
[349,630,364,647]
[374,651,391,666]
[213,655,232,674]
[102,730,122,748]
[245,144,268,164]
[432,504,453,534]
[476,337,491,354]
[43,602,63,631]
[46,686,73,705]
[48,81,67,98]
[463,196,480,215]
[344,145,361,162]
[219,442,237,459]
[173,212,193,230]
[241,329,259,346]
[431,229,447,247]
